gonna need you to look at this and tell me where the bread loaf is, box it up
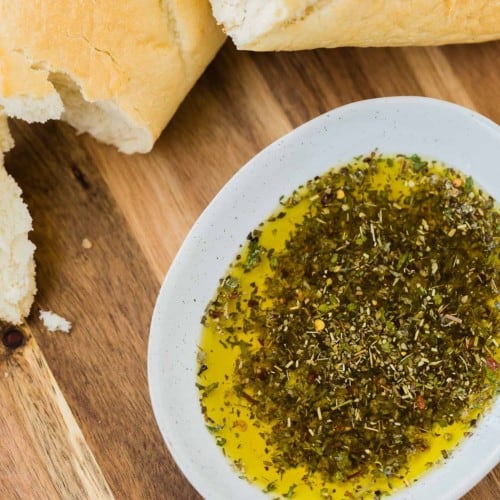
[0,1,225,154]
[0,114,36,324]
[209,0,500,51]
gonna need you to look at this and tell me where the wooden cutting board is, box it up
[1,41,499,499]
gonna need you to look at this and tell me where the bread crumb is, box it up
[39,310,72,333]
[4,371,9,378]
[82,238,92,249]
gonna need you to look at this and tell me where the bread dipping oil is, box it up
[197,154,500,499]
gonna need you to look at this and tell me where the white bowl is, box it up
[148,97,500,500]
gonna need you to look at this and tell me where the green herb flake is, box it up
[198,153,500,494]
[283,484,297,498]
[216,436,227,446]
[244,239,263,271]
[264,480,277,493]
[202,382,219,397]
[409,154,428,171]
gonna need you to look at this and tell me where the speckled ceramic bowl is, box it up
[148,97,500,500]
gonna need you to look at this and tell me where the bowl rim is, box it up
[148,96,500,500]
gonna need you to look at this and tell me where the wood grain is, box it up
[5,121,199,499]
[0,324,113,499]
[1,40,499,499]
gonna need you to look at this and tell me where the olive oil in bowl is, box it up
[197,154,499,499]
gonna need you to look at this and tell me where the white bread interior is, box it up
[0,1,225,154]
[210,0,500,50]
[0,114,36,325]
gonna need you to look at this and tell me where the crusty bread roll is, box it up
[210,0,500,50]
[0,114,36,324]
[0,1,225,154]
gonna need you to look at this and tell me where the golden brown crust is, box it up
[211,0,500,51]
[0,1,225,152]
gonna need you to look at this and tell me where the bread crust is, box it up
[211,0,500,50]
[0,1,225,153]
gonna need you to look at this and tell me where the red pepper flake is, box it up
[307,371,317,384]
[320,191,332,206]
[232,419,248,431]
[247,299,259,308]
[416,394,426,411]
[486,357,499,371]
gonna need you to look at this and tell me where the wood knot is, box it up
[2,327,25,350]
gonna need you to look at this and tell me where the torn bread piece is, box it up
[0,114,36,324]
[210,0,500,51]
[0,1,225,153]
